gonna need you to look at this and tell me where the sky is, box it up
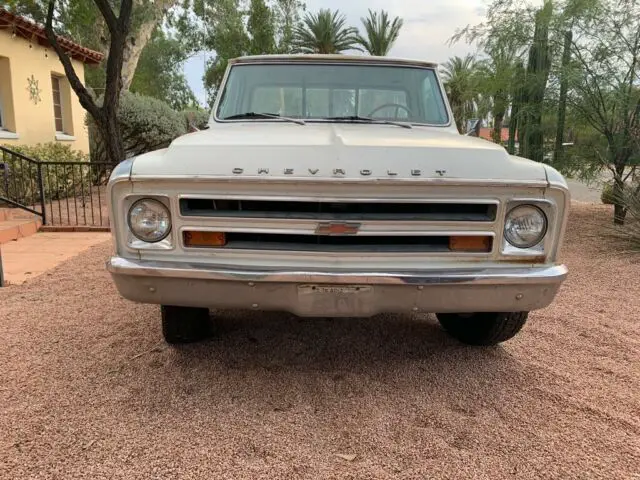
[183,0,488,105]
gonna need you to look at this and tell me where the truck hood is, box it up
[130,123,547,183]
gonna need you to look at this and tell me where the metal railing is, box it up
[0,147,45,221]
[0,145,114,228]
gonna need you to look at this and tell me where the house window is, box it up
[51,75,64,132]
[51,74,74,139]
[0,57,17,138]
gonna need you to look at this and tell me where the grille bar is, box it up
[183,231,493,253]
[180,198,497,222]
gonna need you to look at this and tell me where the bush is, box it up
[1,143,91,204]
[612,188,640,250]
[601,181,638,205]
[183,108,210,131]
[9,142,89,163]
[89,91,187,163]
[601,183,617,205]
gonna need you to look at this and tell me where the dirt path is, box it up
[0,232,110,284]
[0,203,638,479]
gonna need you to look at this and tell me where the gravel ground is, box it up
[1,203,639,480]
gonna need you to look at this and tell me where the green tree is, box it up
[520,0,553,162]
[567,0,640,224]
[440,55,480,133]
[202,0,249,102]
[273,0,305,53]
[43,0,135,165]
[293,9,359,54]
[130,28,198,110]
[7,0,182,92]
[247,0,275,55]
[449,0,538,140]
[356,9,403,56]
[476,47,515,144]
[180,0,304,103]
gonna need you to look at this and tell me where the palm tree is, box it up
[356,9,403,56]
[476,48,515,144]
[293,9,359,54]
[440,55,480,132]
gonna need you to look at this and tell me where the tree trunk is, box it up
[120,0,178,92]
[492,91,508,145]
[492,114,504,144]
[507,106,518,154]
[613,182,626,225]
[554,30,572,165]
[102,109,125,165]
[611,159,627,224]
[508,62,525,155]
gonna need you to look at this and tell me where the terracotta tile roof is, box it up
[0,8,104,65]
[478,127,513,143]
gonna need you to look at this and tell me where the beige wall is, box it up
[0,28,91,153]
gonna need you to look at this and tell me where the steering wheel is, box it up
[366,103,413,120]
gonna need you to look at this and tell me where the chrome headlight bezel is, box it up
[503,204,548,249]
[127,197,172,243]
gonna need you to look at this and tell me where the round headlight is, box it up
[504,205,547,248]
[128,198,171,243]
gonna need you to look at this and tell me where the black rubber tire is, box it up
[161,305,211,344]
[436,312,529,346]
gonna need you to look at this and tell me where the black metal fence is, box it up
[0,145,114,228]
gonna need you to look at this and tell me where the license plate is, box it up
[297,285,375,317]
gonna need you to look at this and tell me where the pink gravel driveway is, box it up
[0,203,638,479]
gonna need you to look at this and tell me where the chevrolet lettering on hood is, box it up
[106,54,569,348]
[231,167,446,177]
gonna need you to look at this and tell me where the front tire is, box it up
[161,305,211,344]
[436,312,529,346]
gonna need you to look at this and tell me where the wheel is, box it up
[436,312,529,346]
[161,305,212,344]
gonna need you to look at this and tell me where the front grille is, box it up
[180,198,497,222]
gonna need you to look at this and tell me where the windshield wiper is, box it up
[323,115,412,129]
[223,112,306,125]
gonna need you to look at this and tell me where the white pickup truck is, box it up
[107,54,569,346]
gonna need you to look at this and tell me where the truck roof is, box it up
[228,54,438,69]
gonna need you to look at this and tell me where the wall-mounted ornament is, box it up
[27,75,41,104]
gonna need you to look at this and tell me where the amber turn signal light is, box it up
[449,235,492,252]
[183,231,227,247]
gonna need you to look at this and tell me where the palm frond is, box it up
[293,9,359,54]
[356,9,403,56]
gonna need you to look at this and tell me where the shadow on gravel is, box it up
[174,310,511,366]
[152,310,520,411]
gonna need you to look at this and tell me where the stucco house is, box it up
[0,8,102,154]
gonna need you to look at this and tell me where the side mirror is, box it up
[464,119,480,137]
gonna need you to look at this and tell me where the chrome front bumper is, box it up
[107,257,568,317]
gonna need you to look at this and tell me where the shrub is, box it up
[613,188,640,250]
[1,143,91,205]
[183,108,210,131]
[9,143,89,163]
[89,91,187,163]
[601,182,617,205]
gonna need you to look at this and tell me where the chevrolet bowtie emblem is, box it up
[315,222,361,235]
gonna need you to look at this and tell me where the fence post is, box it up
[36,162,47,225]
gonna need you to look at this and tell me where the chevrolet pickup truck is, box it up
[107,54,569,346]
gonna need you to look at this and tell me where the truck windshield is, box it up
[216,63,450,126]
